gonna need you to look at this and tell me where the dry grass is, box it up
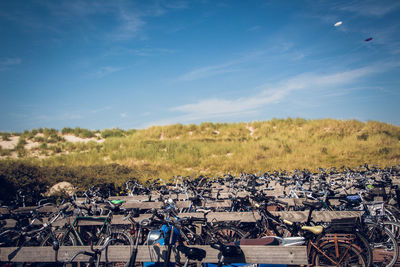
[1,119,399,180]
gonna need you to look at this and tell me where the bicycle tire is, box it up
[366,222,399,267]
[385,204,400,222]
[0,230,21,247]
[312,241,367,266]
[207,226,245,244]
[317,227,373,267]
[106,228,134,245]
[382,220,400,240]
[59,229,77,246]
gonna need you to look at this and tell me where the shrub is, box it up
[0,133,11,141]
[0,162,47,205]
[0,147,11,156]
[17,148,27,157]
[61,127,74,135]
[39,143,47,150]
[70,127,95,138]
[34,136,45,142]
[17,138,27,146]
[378,147,390,155]
[43,128,59,137]
[101,128,125,138]
[357,133,369,141]
[46,134,65,143]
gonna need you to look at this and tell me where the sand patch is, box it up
[0,136,19,149]
[64,134,105,144]
[246,125,255,137]
[25,140,40,150]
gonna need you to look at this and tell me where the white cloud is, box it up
[63,113,83,120]
[91,106,112,113]
[339,1,400,17]
[148,64,389,126]
[113,7,145,40]
[93,66,122,78]
[177,50,272,82]
[2,1,188,42]
[0,58,21,71]
[178,61,240,81]
[120,112,128,118]
[248,25,261,31]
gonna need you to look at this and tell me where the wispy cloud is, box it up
[1,0,188,42]
[120,112,128,118]
[148,63,391,126]
[91,106,112,114]
[0,58,21,71]
[247,25,261,32]
[176,45,307,82]
[369,25,400,55]
[62,113,83,120]
[177,61,241,81]
[113,6,145,40]
[177,50,272,82]
[104,47,176,57]
[339,1,400,17]
[92,66,122,78]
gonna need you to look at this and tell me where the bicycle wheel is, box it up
[366,222,399,267]
[40,228,76,246]
[385,204,400,222]
[317,229,373,267]
[207,226,245,244]
[312,241,367,266]
[58,229,77,246]
[0,230,21,247]
[382,220,400,240]
[106,228,133,245]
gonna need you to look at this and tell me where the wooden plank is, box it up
[122,202,163,209]
[122,201,191,209]
[206,212,260,222]
[51,210,361,226]
[202,200,232,208]
[0,219,16,228]
[76,196,338,210]
[0,207,10,215]
[0,245,308,264]
[275,210,361,222]
[14,206,56,213]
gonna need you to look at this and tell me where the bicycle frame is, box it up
[67,214,111,245]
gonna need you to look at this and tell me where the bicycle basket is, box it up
[329,217,360,232]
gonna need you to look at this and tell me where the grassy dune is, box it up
[1,118,399,180]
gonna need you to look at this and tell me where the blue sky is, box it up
[1,0,400,132]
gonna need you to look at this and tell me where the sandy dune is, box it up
[0,136,19,149]
[63,134,105,144]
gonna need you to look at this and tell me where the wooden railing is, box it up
[0,245,309,265]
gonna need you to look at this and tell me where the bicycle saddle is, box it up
[301,225,323,235]
[302,201,323,209]
[177,245,206,261]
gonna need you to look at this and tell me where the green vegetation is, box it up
[1,119,399,183]
[0,161,144,203]
[62,127,96,138]
[0,132,11,141]
[101,128,127,138]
